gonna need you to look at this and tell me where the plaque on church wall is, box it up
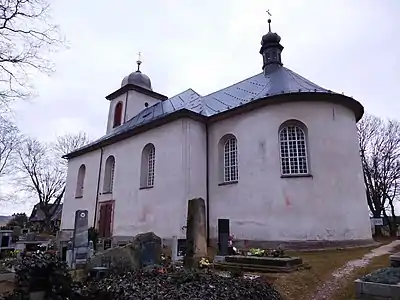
[73,210,89,264]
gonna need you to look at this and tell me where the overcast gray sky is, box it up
[1,0,399,215]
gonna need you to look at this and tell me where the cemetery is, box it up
[0,198,397,299]
[0,198,287,299]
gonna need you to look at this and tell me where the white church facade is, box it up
[60,20,373,248]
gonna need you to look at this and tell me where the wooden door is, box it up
[98,203,113,238]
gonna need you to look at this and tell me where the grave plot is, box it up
[214,254,307,273]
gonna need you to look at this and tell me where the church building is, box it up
[60,19,373,248]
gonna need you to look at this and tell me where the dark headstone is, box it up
[177,239,186,256]
[61,246,67,261]
[89,267,109,280]
[104,239,112,250]
[73,210,89,264]
[1,235,9,247]
[218,219,230,256]
[88,232,161,270]
[134,232,162,267]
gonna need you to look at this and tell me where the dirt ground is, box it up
[0,281,14,295]
[273,240,400,300]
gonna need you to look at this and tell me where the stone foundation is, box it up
[209,238,376,251]
[111,236,375,251]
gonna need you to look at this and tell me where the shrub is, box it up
[13,251,72,298]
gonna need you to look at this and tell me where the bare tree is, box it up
[17,132,90,231]
[0,0,65,111]
[358,114,400,236]
[0,115,19,177]
[53,131,90,166]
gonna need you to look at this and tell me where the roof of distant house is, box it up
[29,203,63,222]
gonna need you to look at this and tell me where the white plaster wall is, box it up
[124,90,161,122]
[100,118,206,239]
[62,118,207,240]
[106,91,162,134]
[61,149,101,229]
[184,120,207,202]
[208,101,372,242]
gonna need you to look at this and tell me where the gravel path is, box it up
[308,240,400,300]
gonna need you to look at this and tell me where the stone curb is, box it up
[355,279,400,299]
[0,272,14,282]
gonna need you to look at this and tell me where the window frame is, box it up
[279,120,310,177]
[140,143,156,189]
[113,101,123,128]
[75,164,86,198]
[218,134,239,185]
[103,155,115,193]
[147,145,155,187]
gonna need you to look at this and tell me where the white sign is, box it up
[371,218,383,226]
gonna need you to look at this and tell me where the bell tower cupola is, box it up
[260,15,284,75]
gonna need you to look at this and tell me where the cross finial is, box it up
[266,9,272,32]
[136,51,142,71]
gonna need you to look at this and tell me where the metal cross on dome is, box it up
[266,9,272,31]
[136,51,142,71]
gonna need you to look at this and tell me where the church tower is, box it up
[104,53,167,134]
[259,19,284,74]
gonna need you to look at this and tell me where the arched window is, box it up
[279,121,309,175]
[75,164,86,198]
[103,156,115,193]
[219,134,238,183]
[113,102,123,128]
[140,143,155,188]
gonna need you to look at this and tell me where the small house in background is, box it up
[29,203,63,233]
[0,216,12,228]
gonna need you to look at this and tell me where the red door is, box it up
[98,203,113,238]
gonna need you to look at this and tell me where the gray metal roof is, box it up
[106,66,334,134]
[200,67,332,115]
[67,66,340,156]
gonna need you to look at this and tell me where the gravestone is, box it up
[177,239,187,256]
[184,198,207,268]
[134,232,162,267]
[61,245,67,261]
[218,219,230,256]
[73,210,89,265]
[66,241,73,268]
[104,239,112,250]
[88,240,94,258]
[88,231,161,270]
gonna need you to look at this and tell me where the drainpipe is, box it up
[93,147,104,229]
[205,122,210,246]
[123,92,128,123]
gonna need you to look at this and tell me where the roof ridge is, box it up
[202,72,263,98]
[283,67,330,92]
[169,88,201,99]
